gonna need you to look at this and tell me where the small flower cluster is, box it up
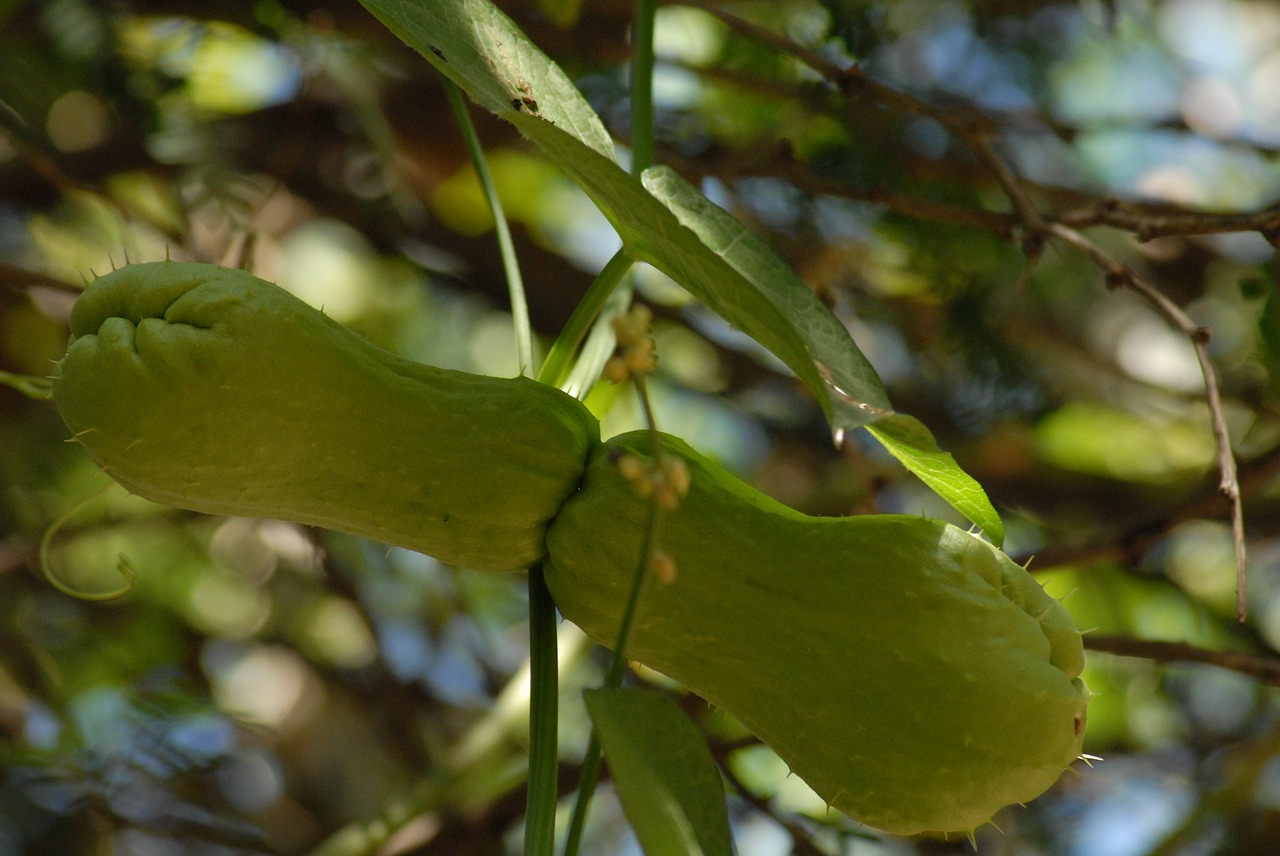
[603,305,657,383]
[616,453,690,512]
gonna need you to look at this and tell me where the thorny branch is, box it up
[676,1,1253,622]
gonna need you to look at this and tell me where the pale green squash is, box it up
[52,262,599,572]
[544,431,1088,835]
[52,262,1088,835]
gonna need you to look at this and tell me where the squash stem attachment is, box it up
[445,80,535,377]
[39,481,137,600]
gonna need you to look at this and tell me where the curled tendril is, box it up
[39,481,138,600]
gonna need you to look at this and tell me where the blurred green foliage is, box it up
[3,0,1280,854]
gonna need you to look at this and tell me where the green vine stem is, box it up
[536,248,634,391]
[561,405,666,856]
[541,0,657,397]
[524,563,560,856]
[629,0,657,177]
[445,80,535,376]
[561,4,661,852]
[446,75,556,856]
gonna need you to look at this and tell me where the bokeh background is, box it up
[4,0,1280,853]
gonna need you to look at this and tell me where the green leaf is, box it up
[357,0,616,160]
[358,0,1002,536]
[866,413,1004,546]
[584,687,733,856]
[642,166,894,430]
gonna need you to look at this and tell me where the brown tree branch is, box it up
[1085,636,1280,686]
[669,2,1280,246]
[1060,200,1280,244]
[1048,223,1247,621]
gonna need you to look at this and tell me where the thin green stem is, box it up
[562,377,666,856]
[563,4,660,849]
[562,7,662,852]
[445,81,535,376]
[561,735,602,856]
[525,564,560,856]
[540,0,655,393]
[536,249,634,390]
[629,0,658,177]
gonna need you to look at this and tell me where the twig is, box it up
[657,145,1019,237]
[1021,441,1280,573]
[1085,636,1280,686]
[1060,199,1280,243]
[1049,223,1247,622]
[0,110,80,196]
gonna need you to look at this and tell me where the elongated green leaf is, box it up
[643,166,894,429]
[584,687,732,856]
[867,413,1004,546]
[358,0,1003,537]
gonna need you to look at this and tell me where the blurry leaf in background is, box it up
[117,17,301,115]
[1035,401,1215,484]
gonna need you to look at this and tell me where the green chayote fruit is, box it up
[52,262,1088,834]
[544,431,1089,835]
[52,262,598,572]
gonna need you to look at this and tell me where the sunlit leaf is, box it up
[643,165,893,430]
[866,414,1003,546]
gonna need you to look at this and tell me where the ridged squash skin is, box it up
[52,262,599,572]
[544,431,1089,836]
